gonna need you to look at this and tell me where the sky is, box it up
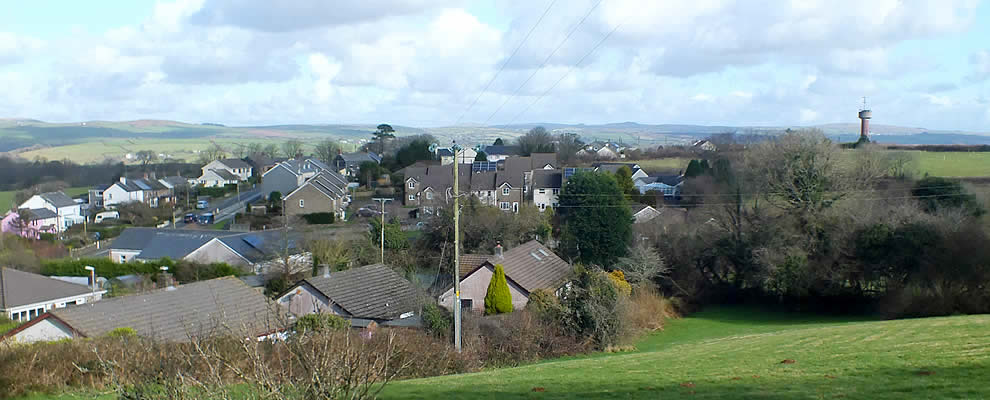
[2,0,990,131]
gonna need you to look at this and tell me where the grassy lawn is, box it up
[382,308,990,399]
[910,151,990,177]
[14,307,990,400]
[627,158,690,173]
[0,319,20,336]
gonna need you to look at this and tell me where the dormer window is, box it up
[408,181,415,189]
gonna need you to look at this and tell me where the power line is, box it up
[551,192,979,208]
[453,0,558,126]
[550,183,972,198]
[482,0,604,126]
[507,22,621,125]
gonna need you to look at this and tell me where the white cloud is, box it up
[799,109,820,123]
[0,32,43,65]
[969,50,990,82]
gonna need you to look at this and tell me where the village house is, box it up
[482,145,520,162]
[2,277,280,344]
[103,177,172,208]
[439,240,572,312]
[260,157,331,199]
[282,170,350,220]
[277,264,423,328]
[531,170,562,212]
[1,210,58,239]
[635,175,684,198]
[630,204,663,224]
[333,152,381,178]
[593,162,649,181]
[108,227,298,268]
[197,159,253,187]
[0,267,106,324]
[16,191,83,233]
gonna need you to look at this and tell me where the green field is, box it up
[632,157,691,173]
[912,151,990,177]
[0,186,89,210]
[14,307,990,400]
[382,308,990,399]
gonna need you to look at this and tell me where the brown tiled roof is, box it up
[47,277,282,342]
[300,264,422,320]
[460,241,572,293]
[0,268,95,309]
[459,254,491,278]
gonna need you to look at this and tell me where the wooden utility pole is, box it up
[452,142,463,353]
[373,197,393,264]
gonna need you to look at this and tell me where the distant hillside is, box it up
[4,118,990,157]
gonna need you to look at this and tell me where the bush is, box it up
[606,270,632,296]
[484,264,513,315]
[462,310,590,368]
[38,233,56,242]
[525,288,563,318]
[622,287,678,334]
[421,303,452,338]
[559,266,623,348]
[41,257,164,278]
[294,313,350,333]
[105,327,137,338]
[300,212,335,224]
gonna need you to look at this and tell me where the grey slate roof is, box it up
[159,176,190,187]
[0,268,95,309]
[48,277,282,342]
[210,169,240,181]
[110,228,298,263]
[299,264,422,320]
[337,152,381,164]
[531,170,562,189]
[218,158,251,170]
[484,145,519,156]
[460,240,572,293]
[436,148,454,157]
[655,175,684,186]
[40,192,76,208]
[114,178,167,193]
[25,208,57,220]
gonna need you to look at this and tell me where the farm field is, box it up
[910,151,990,177]
[382,308,990,400]
[14,307,990,400]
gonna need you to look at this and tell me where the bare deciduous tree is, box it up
[615,242,669,287]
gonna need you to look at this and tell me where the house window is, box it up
[408,194,416,201]
[502,188,510,195]
[408,181,415,189]
[539,203,546,210]
[538,189,545,194]
[500,202,510,210]
[120,254,127,262]
[488,191,493,197]
[461,299,473,309]
[426,191,433,200]
[552,188,559,195]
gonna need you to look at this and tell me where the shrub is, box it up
[559,266,623,348]
[607,270,632,296]
[421,303,452,338]
[301,212,335,224]
[484,264,513,315]
[105,327,137,338]
[462,310,590,368]
[39,233,56,242]
[294,313,350,333]
[622,287,678,334]
[525,288,563,318]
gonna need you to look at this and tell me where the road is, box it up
[172,187,263,228]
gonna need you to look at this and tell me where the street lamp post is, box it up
[83,266,96,297]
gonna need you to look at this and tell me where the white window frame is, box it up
[426,191,433,200]
[502,188,510,195]
[500,202,510,210]
[552,188,559,195]
[408,194,416,201]
[408,181,415,189]
[299,199,305,208]
[538,189,545,194]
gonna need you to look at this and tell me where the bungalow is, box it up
[483,145,520,162]
[0,267,106,324]
[198,169,240,188]
[435,147,477,165]
[630,204,663,224]
[103,177,171,208]
[108,227,299,267]
[439,240,572,312]
[2,277,281,344]
[17,191,83,232]
[282,170,350,219]
[333,152,381,178]
[277,264,422,327]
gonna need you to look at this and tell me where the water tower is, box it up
[858,97,871,142]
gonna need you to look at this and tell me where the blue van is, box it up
[198,213,215,225]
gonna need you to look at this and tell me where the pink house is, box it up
[1,211,57,239]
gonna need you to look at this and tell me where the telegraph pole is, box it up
[373,197,392,264]
[452,142,462,352]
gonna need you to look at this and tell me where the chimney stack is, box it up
[159,266,175,290]
[119,176,127,184]
[319,264,331,278]
[495,242,503,259]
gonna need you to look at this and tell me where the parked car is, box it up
[183,213,196,223]
[356,207,382,217]
[198,213,215,225]
[196,200,209,209]
[94,211,119,223]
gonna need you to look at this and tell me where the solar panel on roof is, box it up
[472,161,497,172]
[134,180,152,190]
[242,235,264,249]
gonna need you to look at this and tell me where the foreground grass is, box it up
[383,309,990,399]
